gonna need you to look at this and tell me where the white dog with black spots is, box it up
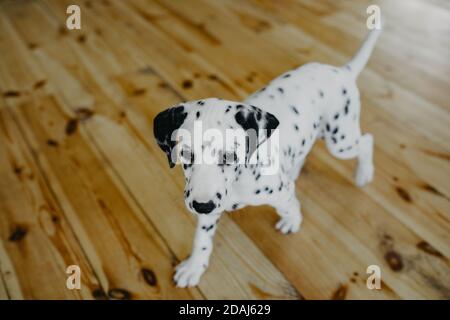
[154,27,381,287]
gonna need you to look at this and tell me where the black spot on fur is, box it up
[291,105,299,115]
[278,87,284,94]
[334,113,339,120]
[326,123,330,132]
[332,127,339,135]
[196,111,200,119]
[342,88,347,95]
[344,99,350,115]
[255,189,261,194]
[216,193,222,200]
[294,124,299,131]
[319,90,324,98]
[282,73,291,78]
[202,224,214,232]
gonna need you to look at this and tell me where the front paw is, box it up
[174,257,208,288]
[275,212,302,234]
[355,163,374,187]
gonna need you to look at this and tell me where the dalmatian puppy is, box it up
[153,27,381,287]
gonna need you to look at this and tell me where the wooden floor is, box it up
[0,0,449,300]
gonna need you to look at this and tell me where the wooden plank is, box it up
[8,93,202,299]
[79,0,448,298]
[0,274,8,300]
[3,0,299,299]
[246,0,450,110]
[0,104,100,299]
[129,0,450,298]
[0,8,201,299]
[50,18,298,302]
[0,0,448,300]
[220,0,450,147]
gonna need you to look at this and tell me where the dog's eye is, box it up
[180,148,194,164]
[219,151,237,166]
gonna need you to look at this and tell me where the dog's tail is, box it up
[344,25,382,78]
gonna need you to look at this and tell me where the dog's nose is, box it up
[192,200,216,214]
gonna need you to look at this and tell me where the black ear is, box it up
[153,105,188,168]
[234,104,279,162]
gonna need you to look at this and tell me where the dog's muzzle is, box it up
[192,200,216,214]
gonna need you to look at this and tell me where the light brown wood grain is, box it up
[0,105,99,299]
[0,0,449,299]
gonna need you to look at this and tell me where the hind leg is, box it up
[324,99,374,187]
[354,133,374,186]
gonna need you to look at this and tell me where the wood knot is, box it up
[92,288,108,300]
[75,108,94,121]
[141,268,158,287]
[46,139,59,147]
[182,79,193,89]
[395,187,412,203]
[13,165,23,176]
[3,90,21,98]
[77,34,86,43]
[9,226,27,242]
[384,251,404,272]
[131,88,146,96]
[331,284,347,300]
[417,241,444,258]
[65,119,78,136]
[33,80,47,89]
[108,288,131,300]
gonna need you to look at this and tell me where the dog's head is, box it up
[153,98,279,215]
